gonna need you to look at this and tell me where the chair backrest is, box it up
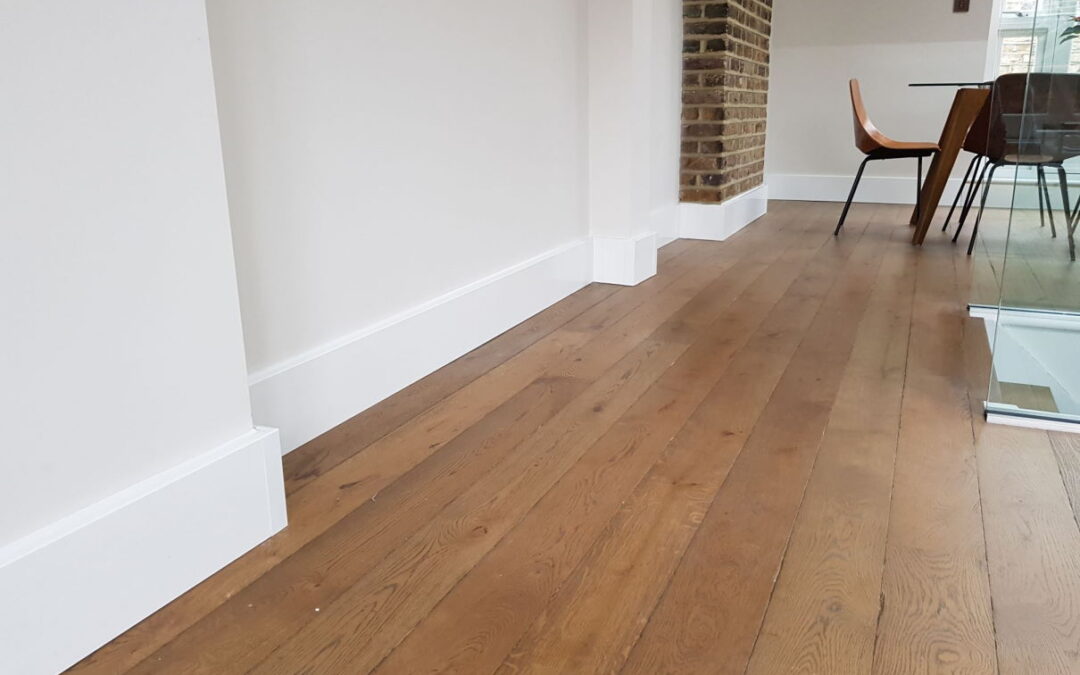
[849,79,886,154]
[966,73,1080,161]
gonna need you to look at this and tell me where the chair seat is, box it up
[879,139,940,152]
[1002,153,1056,165]
[867,139,939,160]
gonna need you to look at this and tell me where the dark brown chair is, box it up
[945,76,1062,239]
[944,93,1064,243]
[953,73,1080,259]
[835,79,940,235]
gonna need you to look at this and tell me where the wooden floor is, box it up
[964,201,1078,414]
[967,202,1079,313]
[70,201,1080,675]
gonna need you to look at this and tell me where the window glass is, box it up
[1002,0,1037,13]
[1000,34,1040,74]
[997,0,1080,74]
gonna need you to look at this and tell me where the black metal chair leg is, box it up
[955,160,989,240]
[968,163,999,255]
[835,157,870,236]
[1068,191,1079,262]
[1037,166,1047,230]
[1041,165,1058,238]
[1067,193,1078,261]
[944,153,980,232]
[915,155,923,221]
[1056,164,1070,240]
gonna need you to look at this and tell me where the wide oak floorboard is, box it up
[744,225,917,675]
[379,199,859,675]
[870,227,997,674]
[618,206,893,674]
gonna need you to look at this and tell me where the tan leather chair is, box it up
[835,79,940,235]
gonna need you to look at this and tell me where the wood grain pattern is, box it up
[1051,433,1080,530]
[979,426,1080,674]
[744,227,916,675]
[245,205,818,674]
[871,241,997,673]
[68,203,1080,675]
[251,337,691,674]
[125,376,586,674]
[375,199,857,675]
[281,281,619,495]
[618,209,894,674]
[493,209,888,675]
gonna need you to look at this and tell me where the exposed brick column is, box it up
[680,0,772,203]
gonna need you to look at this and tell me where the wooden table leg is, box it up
[911,88,990,244]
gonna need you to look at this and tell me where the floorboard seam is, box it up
[867,230,919,674]
[617,204,881,674]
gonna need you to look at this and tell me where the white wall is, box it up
[0,0,255,545]
[766,0,995,195]
[648,0,686,243]
[588,0,683,282]
[208,0,591,378]
[593,0,682,241]
[209,0,686,451]
[589,0,639,241]
[0,3,286,672]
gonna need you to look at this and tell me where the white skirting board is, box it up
[593,231,659,286]
[250,239,595,453]
[768,172,1062,211]
[254,187,770,456]
[680,184,769,241]
[0,427,286,675]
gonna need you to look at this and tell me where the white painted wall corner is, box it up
[651,203,682,248]
[0,427,285,675]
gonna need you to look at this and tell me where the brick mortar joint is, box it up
[683,25,773,44]
[683,0,773,12]
[683,11,772,31]
[682,74,771,84]
[700,35,772,57]
[681,158,766,174]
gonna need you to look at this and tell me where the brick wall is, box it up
[681,0,772,203]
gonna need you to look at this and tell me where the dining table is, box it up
[906,81,993,244]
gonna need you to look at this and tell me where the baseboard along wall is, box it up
[249,239,595,453]
[0,427,286,675]
[252,185,770,455]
